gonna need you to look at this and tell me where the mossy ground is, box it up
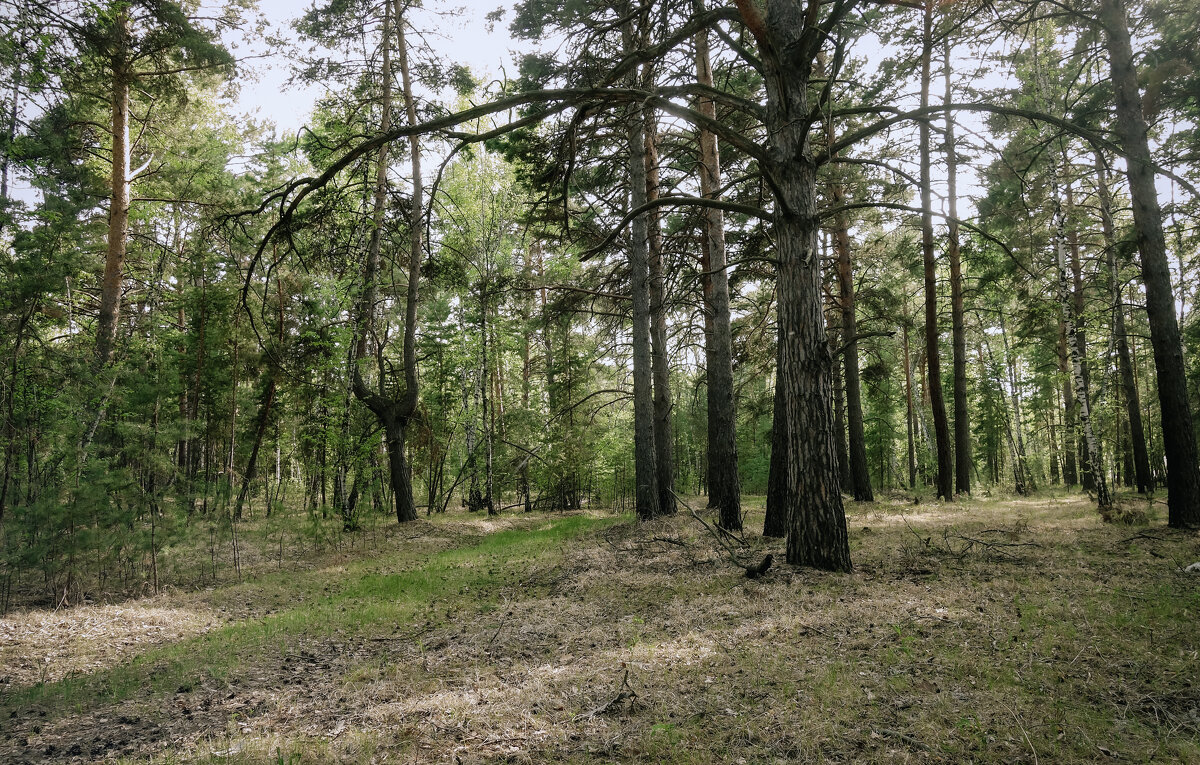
[2,492,1198,763]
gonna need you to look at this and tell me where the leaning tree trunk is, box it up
[695,18,740,529]
[920,0,953,500]
[1101,0,1200,526]
[944,40,970,496]
[95,12,131,368]
[1095,154,1153,494]
[622,19,660,521]
[1054,195,1112,512]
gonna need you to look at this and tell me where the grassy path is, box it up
[3,495,1199,764]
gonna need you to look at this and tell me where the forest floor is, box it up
[1,492,1199,764]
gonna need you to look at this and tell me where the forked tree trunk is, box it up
[352,2,423,524]
[695,17,740,529]
[1101,0,1200,527]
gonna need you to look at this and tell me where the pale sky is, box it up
[227,1,523,138]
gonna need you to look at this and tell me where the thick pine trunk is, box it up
[1101,0,1200,526]
[695,21,740,529]
[751,0,850,571]
[920,1,953,500]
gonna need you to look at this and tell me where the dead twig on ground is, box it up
[574,669,638,720]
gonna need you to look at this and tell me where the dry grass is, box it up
[0,602,223,688]
[3,494,1199,764]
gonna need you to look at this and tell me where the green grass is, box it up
[4,513,623,715]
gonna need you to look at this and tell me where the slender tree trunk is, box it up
[1101,0,1200,526]
[622,20,660,520]
[832,186,872,502]
[95,12,130,368]
[1058,322,1079,486]
[1095,156,1153,495]
[829,302,851,494]
[695,18,740,528]
[763,337,788,538]
[1064,179,1097,490]
[944,40,970,496]
[1054,194,1111,512]
[920,0,953,500]
[233,376,276,522]
[903,319,917,490]
[644,105,676,516]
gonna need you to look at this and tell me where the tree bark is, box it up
[831,178,873,502]
[94,10,130,368]
[644,105,676,516]
[944,39,970,496]
[742,0,850,570]
[1064,179,1097,491]
[920,0,953,500]
[694,18,740,529]
[622,19,660,521]
[1095,152,1153,494]
[1101,0,1200,526]
[1054,194,1111,512]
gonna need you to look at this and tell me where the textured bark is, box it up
[1095,153,1153,494]
[744,0,851,571]
[1101,0,1200,526]
[94,11,130,368]
[1054,196,1111,512]
[644,107,676,516]
[829,304,852,494]
[623,20,660,521]
[694,18,740,529]
[920,0,953,500]
[944,41,970,496]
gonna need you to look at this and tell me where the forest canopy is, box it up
[0,0,1198,603]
